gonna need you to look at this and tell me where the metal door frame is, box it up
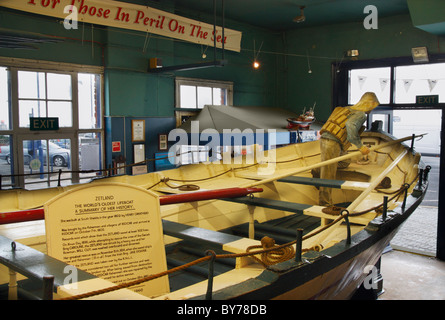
[0,58,105,189]
[332,54,445,261]
[14,133,79,188]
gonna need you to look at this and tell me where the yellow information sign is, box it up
[44,182,169,298]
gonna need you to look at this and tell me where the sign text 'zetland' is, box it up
[30,117,59,131]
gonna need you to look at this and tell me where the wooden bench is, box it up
[236,170,372,191]
[162,220,262,268]
[277,176,371,191]
[162,220,245,249]
[222,196,312,214]
[0,235,96,299]
[221,196,372,225]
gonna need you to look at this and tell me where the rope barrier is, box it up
[1,149,316,189]
[57,210,353,300]
[0,143,403,192]
[58,223,335,300]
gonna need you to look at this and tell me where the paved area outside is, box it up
[390,206,437,256]
[389,156,439,256]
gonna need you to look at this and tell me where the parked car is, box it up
[0,145,9,164]
[0,141,70,167]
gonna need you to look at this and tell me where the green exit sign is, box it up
[416,95,439,106]
[30,117,59,131]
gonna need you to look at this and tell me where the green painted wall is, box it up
[101,3,282,116]
[407,0,445,33]
[1,3,445,125]
[0,1,281,169]
[0,8,105,66]
[0,2,280,119]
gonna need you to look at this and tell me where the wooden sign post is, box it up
[44,182,169,298]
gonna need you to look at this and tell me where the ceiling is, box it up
[171,0,410,31]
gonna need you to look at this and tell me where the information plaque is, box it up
[44,182,169,298]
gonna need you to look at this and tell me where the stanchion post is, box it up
[382,196,388,221]
[57,169,62,187]
[342,210,351,245]
[295,228,303,263]
[205,250,216,300]
[42,275,54,300]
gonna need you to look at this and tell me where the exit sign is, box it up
[30,117,59,131]
[416,95,439,106]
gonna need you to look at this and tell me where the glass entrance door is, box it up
[369,110,393,134]
[0,59,104,190]
[19,137,72,189]
[370,109,441,156]
[393,109,442,156]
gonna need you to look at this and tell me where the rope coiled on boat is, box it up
[161,177,200,191]
[246,236,295,267]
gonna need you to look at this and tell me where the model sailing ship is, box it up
[0,124,428,300]
[287,103,316,130]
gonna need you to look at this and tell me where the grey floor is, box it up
[390,206,437,257]
[379,250,445,300]
[378,156,445,300]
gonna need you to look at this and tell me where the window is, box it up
[78,73,101,129]
[173,77,234,164]
[343,59,445,156]
[21,138,72,189]
[18,71,73,127]
[0,67,10,130]
[349,67,391,104]
[177,145,209,165]
[0,57,104,189]
[176,77,233,109]
[394,64,445,104]
[392,109,441,155]
[347,62,445,106]
[0,134,12,186]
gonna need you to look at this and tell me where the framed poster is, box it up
[159,134,168,151]
[133,144,147,175]
[133,144,145,163]
[132,120,145,142]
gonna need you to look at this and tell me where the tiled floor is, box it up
[390,206,437,256]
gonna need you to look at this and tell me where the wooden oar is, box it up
[307,148,409,246]
[241,134,423,188]
[346,149,408,213]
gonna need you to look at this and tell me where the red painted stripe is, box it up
[159,187,263,205]
[0,187,263,225]
[0,208,45,225]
